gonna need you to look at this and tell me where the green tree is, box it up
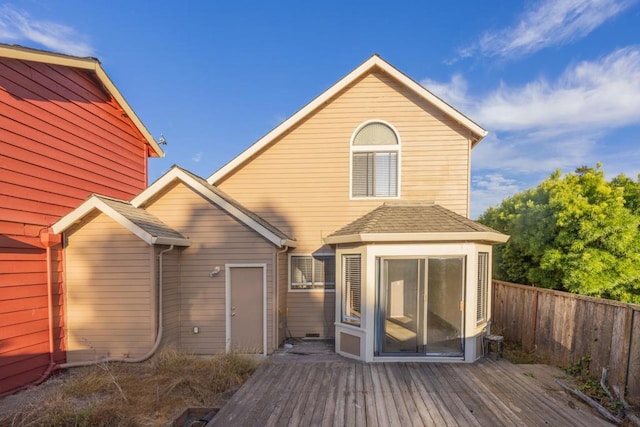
[479,165,640,303]
[611,173,640,215]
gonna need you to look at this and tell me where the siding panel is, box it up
[64,213,154,362]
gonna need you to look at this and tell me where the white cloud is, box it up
[472,131,598,173]
[475,47,640,132]
[420,74,472,110]
[424,47,640,177]
[461,0,634,59]
[192,151,203,163]
[470,173,523,218]
[0,5,94,57]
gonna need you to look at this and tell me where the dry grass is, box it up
[0,347,260,427]
[502,341,549,365]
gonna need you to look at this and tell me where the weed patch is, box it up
[502,341,548,364]
[0,348,260,427]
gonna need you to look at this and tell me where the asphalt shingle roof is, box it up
[96,195,188,242]
[328,202,501,237]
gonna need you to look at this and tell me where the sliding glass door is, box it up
[376,257,465,356]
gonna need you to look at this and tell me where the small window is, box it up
[342,254,362,326]
[290,255,335,290]
[477,252,489,323]
[351,122,399,198]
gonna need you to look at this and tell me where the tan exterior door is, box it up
[228,266,265,354]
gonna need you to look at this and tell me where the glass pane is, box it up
[291,256,313,288]
[343,255,361,325]
[426,258,464,355]
[353,122,398,146]
[477,253,489,322]
[374,152,397,197]
[382,259,421,353]
[352,153,373,197]
[314,255,335,288]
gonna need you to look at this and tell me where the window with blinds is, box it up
[351,122,399,198]
[342,254,362,326]
[477,252,489,323]
[290,255,335,290]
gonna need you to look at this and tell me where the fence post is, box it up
[529,289,538,351]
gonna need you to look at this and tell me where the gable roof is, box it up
[52,195,190,246]
[131,165,296,248]
[324,202,508,244]
[208,54,487,185]
[0,43,164,157]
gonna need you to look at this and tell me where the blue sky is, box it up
[1,0,639,217]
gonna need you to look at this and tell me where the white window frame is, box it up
[289,253,336,292]
[342,254,362,326]
[476,252,489,324]
[350,120,401,200]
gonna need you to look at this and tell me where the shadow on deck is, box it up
[211,345,612,427]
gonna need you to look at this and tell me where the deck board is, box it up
[211,358,614,427]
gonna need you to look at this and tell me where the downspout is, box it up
[275,245,289,344]
[60,245,174,369]
[31,230,62,385]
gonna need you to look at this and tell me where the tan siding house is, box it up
[213,69,475,338]
[54,55,507,364]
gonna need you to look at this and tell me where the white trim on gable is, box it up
[51,196,190,246]
[131,167,296,248]
[207,54,487,185]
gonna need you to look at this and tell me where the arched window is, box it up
[351,121,399,198]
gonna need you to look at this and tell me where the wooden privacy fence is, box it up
[492,280,640,404]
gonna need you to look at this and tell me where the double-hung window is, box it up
[477,252,489,324]
[351,121,399,198]
[290,255,335,290]
[342,254,362,326]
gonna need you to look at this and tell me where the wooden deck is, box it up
[211,358,612,426]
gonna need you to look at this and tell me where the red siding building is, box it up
[0,44,163,396]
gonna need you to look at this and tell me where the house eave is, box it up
[152,237,191,247]
[281,239,297,248]
[324,232,509,245]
